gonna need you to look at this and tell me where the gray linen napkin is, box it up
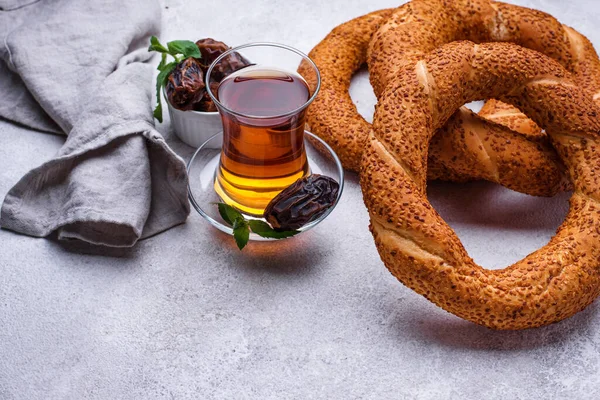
[0,0,189,247]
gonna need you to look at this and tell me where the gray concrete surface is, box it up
[2,0,600,399]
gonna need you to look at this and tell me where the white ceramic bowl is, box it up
[164,89,223,149]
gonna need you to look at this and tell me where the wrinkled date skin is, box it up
[166,57,206,111]
[210,51,252,82]
[196,37,252,81]
[196,38,229,68]
[264,174,339,231]
[194,81,220,112]
[195,91,217,112]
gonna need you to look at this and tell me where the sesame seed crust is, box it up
[361,41,600,330]
[303,1,600,196]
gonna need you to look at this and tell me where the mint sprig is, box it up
[148,36,202,123]
[167,40,201,58]
[247,220,299,239]
[216,203,300,250]
[232,218,250,250]
[148,36,169,53]
[153,61,176,121]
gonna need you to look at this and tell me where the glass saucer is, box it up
[187,131,345,241]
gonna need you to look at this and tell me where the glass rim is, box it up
[205,42,321,120]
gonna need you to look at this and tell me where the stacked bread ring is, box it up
[302,1,600,329]
[302,1,600,196]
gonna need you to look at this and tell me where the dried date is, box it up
[194,81,220,112]
[264,174,339,231]
[194,90,218,112]
[196,37,251,81]
[211,51,252,82]
[165,57,206,111]
[196,38,229,68]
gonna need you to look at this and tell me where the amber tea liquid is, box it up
[215,66,311,215]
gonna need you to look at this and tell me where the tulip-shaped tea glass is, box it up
[206,43,321,216]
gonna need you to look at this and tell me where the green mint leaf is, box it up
[248,220,300,239]
[153,102,163,122]
[215,203,299,249]
[148,36,169,53]
[157,52,167,70]
[167,40,201,59]
[233,218,250,250]
[157,62,177,87]
[216,203,244,226]
[153,61,177,123]
[232,217,245,230]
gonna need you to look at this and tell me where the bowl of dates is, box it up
[164,38,251,148]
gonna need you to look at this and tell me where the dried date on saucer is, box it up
[165,57,206,111]
[213,175,338,250]
[264,174,339,231]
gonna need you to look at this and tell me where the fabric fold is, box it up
[0,0,189,247]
